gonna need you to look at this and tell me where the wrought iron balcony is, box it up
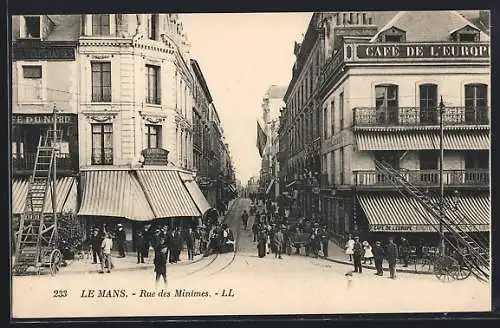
[353,169,489,188]
[352,107,489,127]
[12,152,77,173]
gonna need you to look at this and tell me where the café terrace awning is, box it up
[12,177,77,215]
[357,193,490,232]
[355,131,489,151]
[179,172,212,216]
[136,169,201,218]
[78,169,155,221]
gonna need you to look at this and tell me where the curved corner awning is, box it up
[265,179,275,194]
[78,170,155,221]
[136,169,200,218]
[12,177,77,215]
[355,131,489,151]
[357,193,490,232]
[179,172,211,216]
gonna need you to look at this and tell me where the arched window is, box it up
[419,84,438,124]
[375,84,398,124]
[465,83,488,124]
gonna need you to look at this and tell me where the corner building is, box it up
[316,11,490,243]
[10,14,233,251]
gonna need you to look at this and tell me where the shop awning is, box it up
[12,177,77,215]
[355,131,489,151]
[266,179,275,194]
[78,170,155,221]
[136,169,201,218]
[179,172,211,216]
[357,193,490,232]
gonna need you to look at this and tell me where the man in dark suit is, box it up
[90,228,104,264]
[135,230,145,264]
[387,237,399,279]
[116,224,126,257]
[185,227,196,261]
[373,240,385,276]
[353,236,363,273]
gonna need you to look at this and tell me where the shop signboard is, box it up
[141,148,169,166]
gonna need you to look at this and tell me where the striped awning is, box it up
[78,170,155,221]
[357,193,490,232]
[179,172,211,216]
[355,131,489,151]
[136,169,201,218]
[12,177,77,215]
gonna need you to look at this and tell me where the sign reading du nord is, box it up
[356,43,490,59]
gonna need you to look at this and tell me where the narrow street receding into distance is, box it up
[12,199,490,318]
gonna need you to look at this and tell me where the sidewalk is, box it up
[322,240,434,275]
[59,249,205,275]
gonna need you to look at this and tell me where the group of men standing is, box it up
[88,224,126,274]
[348,235,399,279]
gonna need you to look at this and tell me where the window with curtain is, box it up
[375,85,398,124]
[92,14,110,36]
[91,123,113,165]
[419,84,438,123]
[145,124,161,148]
[465,83,488,123]
[91,62,111,102]
[330,100,335,135]
[145,65,161,104]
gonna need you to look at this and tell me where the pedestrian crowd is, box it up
[343,234,417,279]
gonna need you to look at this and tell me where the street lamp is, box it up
[439,96,445,255]
[451,189,460,211]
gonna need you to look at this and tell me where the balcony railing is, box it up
[354,169,489,187]
[352,107,489,127]
[12,152,76,172]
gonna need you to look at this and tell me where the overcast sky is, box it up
[181,13,312,185]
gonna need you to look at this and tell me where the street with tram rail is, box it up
[12,198,490,318]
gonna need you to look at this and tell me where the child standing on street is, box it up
[100,232,113,273]
[362,241,374,265]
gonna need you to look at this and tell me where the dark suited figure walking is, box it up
[387,237,399,279]
[135,230,145,264]
[401,237,410,267]
[353,236,363,273]
[373,240,385,276]
[90,228,104,264]
[185,227,196,261]
[116,224,126,257]
[154,237,168,286]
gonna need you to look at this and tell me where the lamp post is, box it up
[439,96,445,255]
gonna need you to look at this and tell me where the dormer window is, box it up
[92,14,110,36]
[378,26,406,43]
[24,16,41,38]
[450,25,480,42]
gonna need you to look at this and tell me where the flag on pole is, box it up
[256,120,267,158]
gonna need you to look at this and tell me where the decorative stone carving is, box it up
[143,116,165,124]
[88,114,116,122]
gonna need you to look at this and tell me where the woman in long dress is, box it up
[257,229,267,258]
[345,234,355,262]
